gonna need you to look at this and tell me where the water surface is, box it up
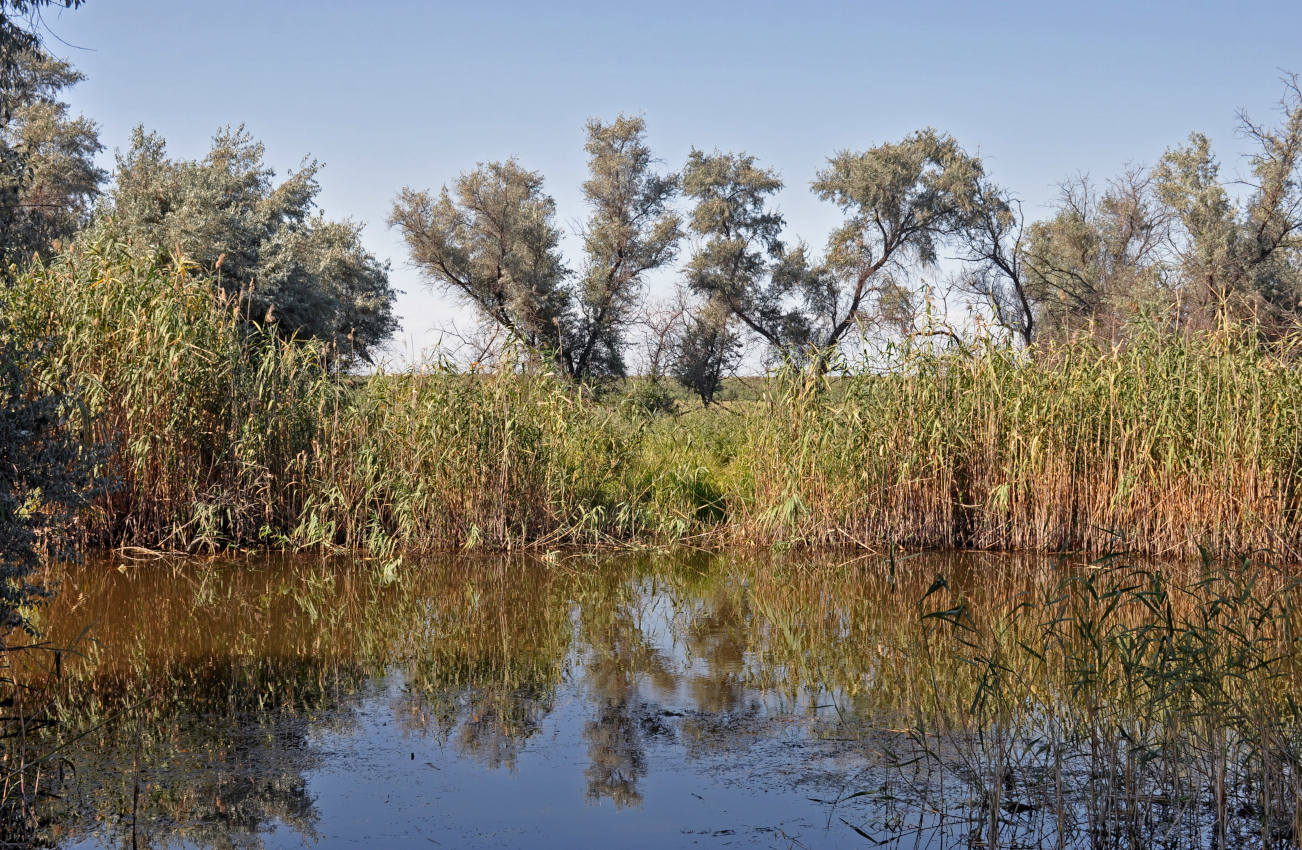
[27,550,1302,848]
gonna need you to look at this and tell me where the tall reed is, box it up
[7,240,652,552]
[743,329,1302,557]
[14,239,1302,557]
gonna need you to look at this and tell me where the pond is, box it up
[18,550,1302,848]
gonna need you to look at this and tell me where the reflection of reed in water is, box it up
[23,549,1302,848]
[583,695,649,809]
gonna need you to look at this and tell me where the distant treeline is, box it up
[389,80,1302,400]
[4,21,1302,398]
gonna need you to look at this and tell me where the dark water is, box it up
[21,550,1302,848]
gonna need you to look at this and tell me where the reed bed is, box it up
[744,332,1302,558]
[11,240,1302,557]
[6,241,649,552]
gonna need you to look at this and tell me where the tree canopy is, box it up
[0,40,102,273]
[390,158,571,369]
[96,126,397,363]
[393,115,681,380]
[679,131,987,371]
[968,76,1302,346]
[570,115,681,379]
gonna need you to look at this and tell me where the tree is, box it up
[1005,76,1302,343]
[0,1,82,61]
[680,149,813,366]
[391,158,571,371]
[1152,77,1302,334]
[0,31,102,274]
[1020,172,1169,341]
[0,2,97,638]
[567,115,681,380]
[636,289,690,385]
[953,177,1035,346]
[97,126,397,364]
[1230,75,1302,326]
[672,297,740,406]
[807,130,987,366]
[393,116,681,382]
[683,132,987,372]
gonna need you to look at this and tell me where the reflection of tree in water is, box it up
[583,693,648,808]
[393,683,554,771]
[36,551,906,841]
[683,592,749,714]
[388,562,573,772]
[663,586,768,760]
[580,585,677,809]
[453,684,553,770]
[42,658,368,849]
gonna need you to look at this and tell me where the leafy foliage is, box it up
[680,149,809,361]
[95,126,397,363]
[0,0,98,638]
[0,320,99,635]
[393,115,683,382]
[671,299,740,406]
[984,76,1302,344]
[681,131,987,369]
[0,45,102,274]
[391,158,571,370]
[569,115,681,380]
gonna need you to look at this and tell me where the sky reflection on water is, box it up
[35,549,1285,849]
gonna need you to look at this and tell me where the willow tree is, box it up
[0,47,103,274]
[390,158,571,369]
[568,115,681,380]
[671,297,739,406]
[809,130,987,360]
[392,116,680,380]
[95,127,396,364]
[0,2,103,275]
[680,149,814,364]
[684,131,987,371]
[1152,78,1302,333]
[952,176,1034,346]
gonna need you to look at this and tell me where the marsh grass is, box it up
[6,242,655,552]
[745,330,1302,557]
[11,240,1302,558]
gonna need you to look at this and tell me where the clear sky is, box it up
[40,0,1302,365]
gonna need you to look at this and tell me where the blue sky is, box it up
[43,0,1302,363]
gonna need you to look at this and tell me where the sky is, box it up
[38,0,1302,366]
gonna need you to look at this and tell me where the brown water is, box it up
[16,550,1302,848]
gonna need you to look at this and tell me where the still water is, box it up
[23,550,1302,848]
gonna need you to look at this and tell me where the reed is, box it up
[13,239,1302,557]
[5,239,337,549]
[6,241,653,552]
[892,552,1302,848]
[742,329,1302,557]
